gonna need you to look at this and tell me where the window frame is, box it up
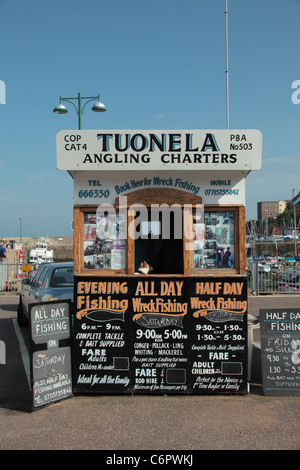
[189,205,245,275]
[73,197,246,276]
[74,205,127,276]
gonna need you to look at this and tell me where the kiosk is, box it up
[56,129,262,394]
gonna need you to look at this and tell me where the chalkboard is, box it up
[29,301,73,409]
[260,308,300,396]
[31,347,72,408]
[73,276,248,394]
[131,279,190,394]
[31,301,71,345]
[189,279,247,393]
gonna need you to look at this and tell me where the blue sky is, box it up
[0,0,299,238]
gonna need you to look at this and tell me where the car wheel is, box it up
[17,298,29,327]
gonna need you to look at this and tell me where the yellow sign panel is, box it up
[21,264,32,272]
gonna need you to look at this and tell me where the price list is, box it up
[72,278,131,393]
[131,278,189,393]
[73,276,248,394]
[188,279,247,393]
[131,319,189,393]
[261,308,300,396]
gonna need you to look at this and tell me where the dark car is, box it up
[17,262,74,326]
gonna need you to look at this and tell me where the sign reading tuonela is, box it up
[29,301,73,409]
[72,276,248,394]
[56,129,262,171]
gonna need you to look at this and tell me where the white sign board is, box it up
[56,129,262,172]
[73,170,246,206]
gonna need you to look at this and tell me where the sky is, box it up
[0,0,299,238]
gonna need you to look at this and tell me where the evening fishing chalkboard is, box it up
[29,301,73,409]
[260,308,300,396]
[73,276,248,394]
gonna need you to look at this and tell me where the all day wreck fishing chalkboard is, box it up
[260,308,300,396]
[29,300,73,409]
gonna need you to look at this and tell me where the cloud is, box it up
[27,173,46,181]
[0,189,12,201]
[27,172,68,182]
[155,112,169,119]
[263,155,300,165]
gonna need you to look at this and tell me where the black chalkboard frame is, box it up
[260,308,300,396]
[29,300,73,410]
[72,276,248,395]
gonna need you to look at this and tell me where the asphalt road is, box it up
[0,293,299,452]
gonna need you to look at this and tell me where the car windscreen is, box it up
[50,267,74,287]
[32,264,49,285]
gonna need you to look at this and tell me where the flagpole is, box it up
[225,0,229,129]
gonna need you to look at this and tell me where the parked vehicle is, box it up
[17,262,73,326]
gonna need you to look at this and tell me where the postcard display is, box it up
[56,129,262,395]
[194,211,235,269]
[84,213,125,270]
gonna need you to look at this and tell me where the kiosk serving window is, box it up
[134,208,184,275]
[74,200,246,276]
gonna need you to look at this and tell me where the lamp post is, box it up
[19,217,22,246]
[225,0,229,129]
[53,92,106,129]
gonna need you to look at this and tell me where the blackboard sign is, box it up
[73,276,248,394]
[131,279,190,393]
[260,308,300,396]
[31,301,71,345]
[29,301,73,409]
[189,279,247,393]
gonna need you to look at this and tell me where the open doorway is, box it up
[134,208,183,274]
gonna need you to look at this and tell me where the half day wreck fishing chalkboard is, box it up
[260,308,300,396]
[72,276,248,394]
[29,301,73,409]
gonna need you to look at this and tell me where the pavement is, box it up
[0,293,299,452]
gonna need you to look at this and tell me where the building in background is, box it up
[257,200,289,221]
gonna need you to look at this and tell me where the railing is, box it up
[1,257,299,295]
[248,260,300,295]
[0,259,29,293]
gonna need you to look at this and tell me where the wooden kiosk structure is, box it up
[57,129,262,394]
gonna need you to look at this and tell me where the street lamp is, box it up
[19,217,22,246]
[53,92,106,129]
[225,0,229,129]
